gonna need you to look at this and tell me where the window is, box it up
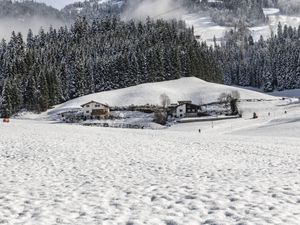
[86,105,90,108]
[86,111,90,113]
[95,104,100,107]
[180,109,183,112]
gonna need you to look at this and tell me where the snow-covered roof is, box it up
[81,101,109,108]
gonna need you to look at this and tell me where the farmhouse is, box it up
[81,101,110,120]
[168,101,202,118]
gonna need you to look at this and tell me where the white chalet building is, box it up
[168,101,202,118]
[81,101,110,119]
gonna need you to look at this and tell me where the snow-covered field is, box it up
[1,78,300,224]
[183,8,300,45]
[182,13,228,45]
[1,114,300,224]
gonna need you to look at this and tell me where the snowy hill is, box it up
[48,77,278,115]
[0,1,67,40]
[0,1,64,19]
[61,0,124,20]
[184,8,300,45]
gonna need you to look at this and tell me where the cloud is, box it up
[0,17,66,41]
[122,0,186,20]
[36,0,84,9]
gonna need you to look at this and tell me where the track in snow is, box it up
[0,120,300,224]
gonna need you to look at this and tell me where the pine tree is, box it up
[0,80,13,117]
[37,69,49,112]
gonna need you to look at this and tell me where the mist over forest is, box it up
[0,0,68,40]
[0,17,66,41]
[121,0,186,20]
[1,0,300,41]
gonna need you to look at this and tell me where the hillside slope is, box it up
[0,1,67,40]
[48,77,278,114]
[0,1,64,19]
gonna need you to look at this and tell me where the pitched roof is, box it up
[81,101,109,108]
[178,101,192,104]
[176,102,200,108]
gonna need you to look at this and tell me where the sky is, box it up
[36,0,84,9]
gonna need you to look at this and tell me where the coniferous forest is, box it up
[217,23,300,92]
[0,17,220,116]
[0,1,300,117]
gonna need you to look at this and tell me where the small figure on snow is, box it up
[253,112,258,119]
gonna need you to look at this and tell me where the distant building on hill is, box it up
[81,101,110,120]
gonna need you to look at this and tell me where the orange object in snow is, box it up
[3,118,10,123]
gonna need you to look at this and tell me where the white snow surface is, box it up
[182,14,228,45]
[2,78,300,224]
[263,8,280,16]
[47,77,278,116]
[269,89,300,98]
[183,8,300,45]
[1,116,300,224]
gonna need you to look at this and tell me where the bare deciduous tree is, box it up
[160,93,170,109]
[218,92,228,103]
[153,110,167,125]
[231,90,241,100]
[218,91,241,115]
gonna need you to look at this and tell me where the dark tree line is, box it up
[61,0,126,21]
[215,22,300,92]
[0,17,221,117]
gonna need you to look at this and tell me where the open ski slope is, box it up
[2,78,300,224]
[1,117,300,225]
